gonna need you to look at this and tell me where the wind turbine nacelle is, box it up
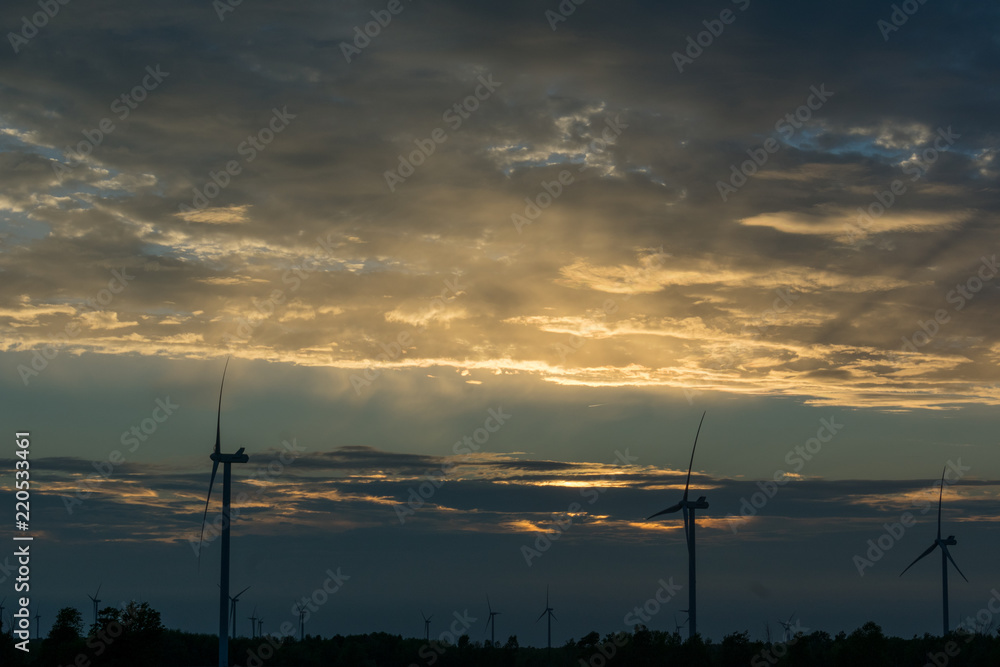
[944,535,957,545]
[212,451,250,463]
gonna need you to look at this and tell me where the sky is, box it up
[1,0,1000,650]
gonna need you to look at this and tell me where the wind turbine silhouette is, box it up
[484,596,499,647]
[248,606,258,639]
[535,586,556,651]
[33,609,41,639]
[647,411,709,640]
[299,607,306,641]
[257,617,264,637]
[87,584,102,631]
[199,357,250,667]
[224,585,250,637]
[900,467,969,636]
[674,612,688,635]
[778,612,796,641]
[421,611,432,642]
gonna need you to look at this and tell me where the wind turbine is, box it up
[420,611,432,642]
[227,585,250,637]
[778,612,796,642]
[257,617,264,637]
[33,609,41,639]
[87,585,102,631]
[535,586,556,651]
[647,411,709,640]
[900,467,969,636]
[484,596,499,647]
[674,613,688,635]
[248,606,257,639]
[198,357,250,667]
[299,607,306,641]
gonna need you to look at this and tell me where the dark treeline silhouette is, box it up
[4,605,1000,666]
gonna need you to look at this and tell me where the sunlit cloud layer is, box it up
[0,1,997,411]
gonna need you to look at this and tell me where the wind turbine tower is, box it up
[87,585,102,631]
[647,411,709,640]
[535,587,556,650]
[900,467,969,635]
[485,596,499,647]
[421,612,432,643]
[198,358,250,667]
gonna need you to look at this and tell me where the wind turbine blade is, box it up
[937,467,946,541]
[95,584,101,598]
[197,459,220,568]
[235,586,251,599]
[682,411,707,501]
[646,502,683,520]
[944,548,969,583]
[550,611,558,622]
[215,357,230,455]
[487,594,492,614]
[535,610,546,623]
[899,543,938,577]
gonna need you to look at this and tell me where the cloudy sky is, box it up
[2,0,1000,648]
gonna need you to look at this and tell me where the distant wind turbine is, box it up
[484,596,500,647]
[248,606,258,639]
[225,585,250,637]
[34,609,41,640]
[198,358,250,667]
[535,586,556,651]
[258,617,264,637]
[420,611,432,642]
[778,612,796,642]
[87,585,102,630]
[674,613,688,635]
[647,411,709,640]
[900,467,969,636]
[299,607,306,641]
